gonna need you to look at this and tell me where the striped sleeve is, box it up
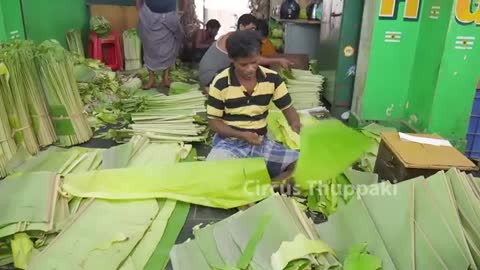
[207,84,225,119]
[272,77,293,110]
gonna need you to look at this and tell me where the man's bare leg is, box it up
[162,68,171,88]
[143,69,156,89]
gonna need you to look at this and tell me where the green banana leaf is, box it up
[294,120,371,191]
[270,234,334,270]
[143,201,190,270]
[171,195,339,270]
[11,233,35,269]
[119,200,177,270]
[63,158,273,209]
[27,199,159,270]
[0,172,59,235]
[343,244,382,270]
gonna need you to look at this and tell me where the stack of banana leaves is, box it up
[36,40,93,146]
[317,169,480,270]
[66,29,85,58]
[280,69,325,110]
[0,136,194,270]
[0,86,17,178]
[171,194,382,270]
[123,29,142,71]
[105,90,208,143]
[0,133,280,269]
[2,41,57,148]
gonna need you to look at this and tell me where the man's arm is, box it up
[209,119,262,145]
[209,119,245,139]
[194,31,211,49]
[259,56,292,69]
[136,0,144,9]
[282,106,301,134]
[271,74,301,133]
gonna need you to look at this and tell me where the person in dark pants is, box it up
[193,19,221,62]
[136,0,188,89]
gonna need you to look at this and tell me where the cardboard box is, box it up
[374,133,477,183]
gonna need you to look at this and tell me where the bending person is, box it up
[199,14,292,91]
[137,0,186,89]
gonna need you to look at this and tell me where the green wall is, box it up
[353,0,480,149]
[428,10,480,145]
[353,0,422,121]
[0,0,25,42]
[22,0,88,47]
[405,0,453,131]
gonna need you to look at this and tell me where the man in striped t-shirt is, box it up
[206,30,301,180]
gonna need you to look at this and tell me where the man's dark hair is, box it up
[256,19,269,38]
[206,19,221,29]
[226,30,262,59]
[237,14,257,29]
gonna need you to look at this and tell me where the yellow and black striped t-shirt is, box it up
[207,66,293,135]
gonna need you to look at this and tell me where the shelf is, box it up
[272,16,322,25]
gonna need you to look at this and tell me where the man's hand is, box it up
[290,121,302,134]
[278,58,294,69]
[241,132,263,145]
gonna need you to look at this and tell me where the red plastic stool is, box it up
[88,31,124,71]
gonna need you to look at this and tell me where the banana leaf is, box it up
[27,199,158,270]
[171,195,339,270]
[119,200,177,270]
[0,172,59,238]
[294,120,371,191]
[343,244,382,270]
[63,158,273,209]
[11,233,35,269]
[271,234,334,270]
[143,201,190,270]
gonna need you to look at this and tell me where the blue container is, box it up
[466,89,480,159]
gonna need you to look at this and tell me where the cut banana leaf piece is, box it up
[11,233,35,270]
[294,120,371,190]
[170,240,211,270]
[316,195,396,269]
[118,200,177,270]
[360,181,415,270]
[0,172,59,237]
[144,201,190,270]
[102,142,133,169]
[63,158,273,209]
[193,224,226,269]
[27,199,158,270]
[343,244,382,270]
[271,234,334,270]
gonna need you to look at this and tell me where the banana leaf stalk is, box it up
[0,86,17,178]
[0,63,39,155]
[123,29,142,71]
[36,40,93,146]
[66,29,85,58]
[4,41,57,146]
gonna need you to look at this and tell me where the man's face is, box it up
[232,55,259,80]
[208,27,219,38]
[239,23,257,31]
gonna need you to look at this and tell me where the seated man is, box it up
[193,19,221,62]
[206,30,301,180]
